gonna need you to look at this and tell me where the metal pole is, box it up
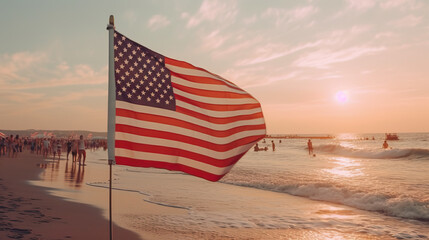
[106,15,115,240]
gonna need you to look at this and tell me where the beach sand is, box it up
[0,150,398,240]
[0,151,140,240]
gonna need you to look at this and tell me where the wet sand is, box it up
[0,151,141,240]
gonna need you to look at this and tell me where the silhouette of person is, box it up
[307,139,313,155]
[271,140,275,151]
[382,140,389,149]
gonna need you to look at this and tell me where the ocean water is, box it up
[33,132,429,239]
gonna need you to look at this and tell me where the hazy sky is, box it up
[1,0,428,134]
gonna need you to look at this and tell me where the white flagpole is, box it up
[106,15,115,240]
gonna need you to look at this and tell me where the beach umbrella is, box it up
[0,132,5,138]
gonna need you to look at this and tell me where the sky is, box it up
[1,0,428,134]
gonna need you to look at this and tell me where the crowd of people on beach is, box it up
[0,134,107,166]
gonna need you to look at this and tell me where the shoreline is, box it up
[0,151,141,240]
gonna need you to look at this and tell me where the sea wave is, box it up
[224,180,429,221]
[314,144,429,159]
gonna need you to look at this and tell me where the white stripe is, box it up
[174,88,258,105]
[166,63,238,89]
[116,101,265,131]
[116,116,266,144]
[115,148,235,175]
[176,100,263,118]
[171,76,247,95]
[115,132,256,159]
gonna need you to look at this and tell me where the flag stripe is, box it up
[172,82,251,99]
[116,108,265,136]
[115,156,230,181]
[174,88,257,105]
[176,100,263,118]
[116,119,265,145]
[176,106,264,124]
[115,132,256,160]
[175,94,260,111]
[115,141,247,167]
[116,101,265,126]
[116,124,263,152]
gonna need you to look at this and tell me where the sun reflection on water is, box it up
[323,157,364,178]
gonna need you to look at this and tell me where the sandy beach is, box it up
[0,151,140,240]
[0,148,407,240]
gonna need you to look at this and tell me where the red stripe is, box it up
[116,108,266,137]
[166,57,241,90]
[176,106,264,124]
[172,82,251,99]
[115,156,225,182]
[170,71,242,92]
[116,124,264,152]
[115,140,246,167]
[175,94,261,111]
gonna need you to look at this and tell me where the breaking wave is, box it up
[314,144,429,159]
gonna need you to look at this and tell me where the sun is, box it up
[335,91,349,104]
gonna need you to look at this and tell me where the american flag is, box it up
[113,31,266,181]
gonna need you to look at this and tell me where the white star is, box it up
[167,85,171,89]
[115,69,120,73]
[130,78,135,83]
[116,80,121,84]
[135,73,139,78]
[137,95,142,100]
[155,62,159,66]
[154,88,159,92]
[119,52,123,57]
[143,64,147,68]
[169,95,173,100]
[114,57,119,62]
[127,43,132,48]
[118,40,122,45]
[123,48,127,52]
[125,71,130,76]
[156,72,161,77]
[126,82,131,87]
[121,76,125,80]
[151,92,155,97]
[153,77,157,82]
[129,66,134,71]
[114,32,117,38]
[132,89,136,93]
[141,52,146,57]
[138,57,142,62]
[146,59,151,64]
[139,80,144,84]
[114,45,118,50]
[121,36,125,41]
[141,90,146,95]
[165,74,170,78]
[151,66,156,71]
[127,93,132,98]
[159,58,163,62]
[134,62,138,67]
[147,97,151,101]
[160,68,165,72]
[160,94,164,98]
[162,79,166,83]
[158,83,162,88]
[145,86,149,91]
[156,99,160,103]
[139,69,143,73]
[120,64,124,69]
[118,91,122,96]
[144,75,148,80]
[136,85,140,89]
[128,55,133,60]
[149,82,153,87]
[165,100,169,105]
[148,71,152,75]
[132,50,136,55]
[122,87,126,92]
[124,59,129,65]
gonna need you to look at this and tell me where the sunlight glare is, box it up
[335,91,349,104]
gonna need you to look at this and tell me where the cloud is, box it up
[380,0,421,10]
[293,46,385,69]
[346,0,376,11]
[0,52,47,83]
[147,15,171,30]
[183,0,238,28]
[262,5,318,26]
[0,51,107,90]
[390,15,422,27]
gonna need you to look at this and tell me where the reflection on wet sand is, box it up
[37,159,85,188]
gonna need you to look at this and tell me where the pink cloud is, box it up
[390,15,422,27]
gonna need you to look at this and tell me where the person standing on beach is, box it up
[307,139,313,155]
[271,140,276,151]
[43,138,50,158]
[77,135,86,165]
[66,139,72,160]
[382,140,389,149]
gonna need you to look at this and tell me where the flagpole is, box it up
[107,15,115,240]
